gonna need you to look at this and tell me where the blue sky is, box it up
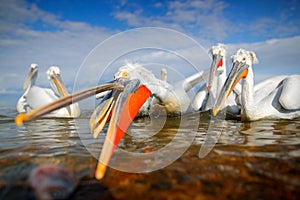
[30,0,300,42]
[0,0,300,97]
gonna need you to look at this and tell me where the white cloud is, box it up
[0,0,113,94]
[74,27,212,90]
[0,0,299,97]
[113,0,300,43]
[113,0,229,41]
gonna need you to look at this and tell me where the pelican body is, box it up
[213,49,300,121]
[17,64,80,118]
[99,62,209,117]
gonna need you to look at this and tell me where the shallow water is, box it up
[0,106,299,199]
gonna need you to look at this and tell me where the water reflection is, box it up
[0,108,299,199]
[241,120,300,146]
[0,114,92,191]
[10,119,78,158]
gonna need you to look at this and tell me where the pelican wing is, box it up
[254,76,287,105]
[254,75,287,93]
[279,75,300,110]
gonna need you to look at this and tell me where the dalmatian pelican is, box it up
[213,48,300,121]
[16,64,80,118]
[91,63,211,178]
[191,43,240,114]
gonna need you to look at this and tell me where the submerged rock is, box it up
[28,165,78,200]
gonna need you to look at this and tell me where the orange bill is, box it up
[207,54,223,93]
[213,61,249,116]
[95,84,151,179]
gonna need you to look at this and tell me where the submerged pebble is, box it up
[28,165,78,200]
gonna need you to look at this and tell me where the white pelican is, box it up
[89,63,210,178]
[114,63,188,114]
[15,62,209,179]
[213,48,300,121]
[192,43,240,114]
[16,64,80,118]
[94,62,209,117]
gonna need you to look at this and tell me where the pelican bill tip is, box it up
[95,163,107,180]
[212,108,218,117]
[15,113,26,126]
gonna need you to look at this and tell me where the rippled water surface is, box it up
[0,106,299,199]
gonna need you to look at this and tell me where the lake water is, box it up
[0,105,299,199]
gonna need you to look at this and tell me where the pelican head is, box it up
[23,63,38,91]
[46,66,69,97]
[207,43,226,93]
[213,49,258,116]
[114,62,158,88]
[113,62,170,101]
[47,66,61,77]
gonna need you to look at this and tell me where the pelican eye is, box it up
[122,71,130,79]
